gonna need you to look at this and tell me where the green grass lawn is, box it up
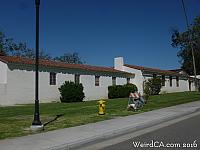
[0,91,200,140]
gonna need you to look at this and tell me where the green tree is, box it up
[0,31,51,59]
[171,16,200,75]
[144,77,162,95]
[0,31,85,63]
[54,52,84,64]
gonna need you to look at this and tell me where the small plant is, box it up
[108,83,138,99]
[143,81,150,100]
[59,81,85,103]
[144,77,162,96]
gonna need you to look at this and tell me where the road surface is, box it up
[101,113,200,150]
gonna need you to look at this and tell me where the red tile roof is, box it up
[0,56,134,77]
[124,64,187,77]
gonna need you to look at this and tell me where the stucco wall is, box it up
[114,57,195,95]
[38,72,74,102]
[6,69,35,105]
[123,66,144,95]
[0,61,8,105]
[80,75,127,101]
[116,77,127,85]
[82,75,109,100]
[0,63,128,105]
[5,68,78,105]
[0,84,7,105]
[114,57,144,94]
[0,66,75,105]
[161,77,189,93]
[0,61,7,84]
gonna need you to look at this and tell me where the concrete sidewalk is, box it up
[0,101,200,150]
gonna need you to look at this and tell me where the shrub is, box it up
[143,82,150,100]
[144,77,162,95]
[59,81,85,103]
[108,83,138,99]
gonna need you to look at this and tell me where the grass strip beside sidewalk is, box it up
[0,91,200,140]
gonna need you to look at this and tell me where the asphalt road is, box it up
[101,113,200,150]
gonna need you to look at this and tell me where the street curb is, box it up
[48,105,200,150]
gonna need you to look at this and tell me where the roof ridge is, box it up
[124,64,172,72]
[0,55,134,77]
[124,64,187,77]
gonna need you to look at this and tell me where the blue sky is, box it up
[0,0,199,69]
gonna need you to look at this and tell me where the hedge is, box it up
[108,83,138,99]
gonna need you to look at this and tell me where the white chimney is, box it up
[114,57,124,71]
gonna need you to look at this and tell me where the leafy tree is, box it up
[0,31,85,63]
[144,77,162,95]
[54,52,84,64]
[171,16,200,75]
[0,31,51,59]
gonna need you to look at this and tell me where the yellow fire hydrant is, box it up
[98,100,106,115]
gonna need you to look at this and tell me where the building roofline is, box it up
[124,64,188,77]
[0,56,134,77]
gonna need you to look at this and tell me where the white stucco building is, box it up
[0,55,134,105]
[114,57,197,94]
[0,55,198,106]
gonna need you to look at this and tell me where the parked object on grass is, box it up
[127,92,146,111]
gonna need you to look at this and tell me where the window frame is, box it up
[127,78,130,84]
[112,77,116,86]
[50,72,56,85]
[75,74,80,84]
[95,76,100,86]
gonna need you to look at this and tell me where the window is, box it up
[50,72,56,85]
[127,78,130,84]
[176,76,179,87]
[75,74,80,84]
[162,75,165,86]
[169,76,172,87]
[95,76,100,86]
[112,77,116,86]
[189,80,191,91]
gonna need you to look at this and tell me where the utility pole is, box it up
[181,0,198,91]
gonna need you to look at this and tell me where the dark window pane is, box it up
[75,74,80,84]
[162,75,165,86]
[112,77,116,85]
[50,72,56,85]
[95,76,100,86]
[127,78,130,84]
